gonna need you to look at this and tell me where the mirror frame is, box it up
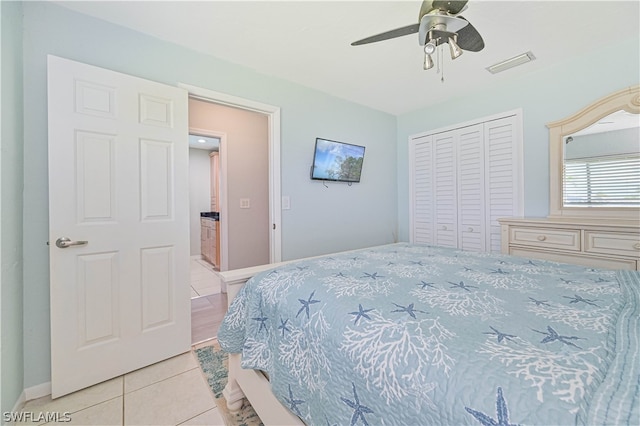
[547,85,640,219]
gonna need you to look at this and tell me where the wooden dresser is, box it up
[499,217,640,270]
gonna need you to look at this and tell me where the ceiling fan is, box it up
[351,0,484,71]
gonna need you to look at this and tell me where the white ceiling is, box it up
[188,134,220,150]
[53,0,640,116]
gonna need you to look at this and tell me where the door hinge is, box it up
[273,223,276,230]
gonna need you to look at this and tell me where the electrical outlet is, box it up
[240,198,250,209]
[282,196,291,210]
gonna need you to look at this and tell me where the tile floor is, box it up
[14,258,229,425]
[16,348,225,426]
[190,258,221,297]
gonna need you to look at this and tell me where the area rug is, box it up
[195,342,263,426]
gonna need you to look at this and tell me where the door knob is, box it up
[55,237,88,248]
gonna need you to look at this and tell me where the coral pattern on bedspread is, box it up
[218,243,640,426]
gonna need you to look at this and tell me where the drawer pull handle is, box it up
[537,235,547,241]
[634,243,640,250]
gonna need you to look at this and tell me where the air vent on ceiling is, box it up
[486,51,536,74]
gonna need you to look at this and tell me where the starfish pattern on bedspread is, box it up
[563,294,600,307]
[484,326,517,343]
[533,325,585,349]
[465,387,519,426]
[528,297,551,307]
[417,280,436,289]
[251,311,268,333]
[360,272,384,280]
[340,382,374,426]
[448,280,478,291]
[217,243,633,426]
[296,291,320,319]
[391,302,427,318]
[278,317,290,337]
[349,304,373,325]
[284,384,305,417]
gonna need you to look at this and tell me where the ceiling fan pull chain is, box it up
[440,45,445,83]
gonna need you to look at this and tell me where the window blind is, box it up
[563,154,640,206]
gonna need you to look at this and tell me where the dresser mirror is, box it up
[547,85,640,219]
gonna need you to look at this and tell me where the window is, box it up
[563,154,640,206]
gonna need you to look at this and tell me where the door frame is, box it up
[180,83,282,265]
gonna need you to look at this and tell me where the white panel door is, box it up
[47,55,190,397]
[410,135,434,244]
[457,124,485,251]
[433,132,457,247]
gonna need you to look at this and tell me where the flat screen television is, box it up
[310,138,366,183]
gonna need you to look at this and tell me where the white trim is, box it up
[11,381,53,411]
[180,84,282,264]
[24,381,51,401]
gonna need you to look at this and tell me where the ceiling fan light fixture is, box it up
[424,40,437,55]
[424,53,434,70]
[486,51,536,74]
[448,35,463,59]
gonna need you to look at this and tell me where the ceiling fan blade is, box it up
[456,16,484,52]
[432,0,469,15]
[351,23,420,46]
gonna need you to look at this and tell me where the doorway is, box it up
[185,87,282,343]
[182,84,282,266]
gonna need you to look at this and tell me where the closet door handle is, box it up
[633,242,640,250]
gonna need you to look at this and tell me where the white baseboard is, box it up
[23,382,51,403]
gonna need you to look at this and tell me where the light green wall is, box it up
[1,0,25,416]
[396,35,640,241]
[21,1,397,388]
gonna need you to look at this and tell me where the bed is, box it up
[217,243,640,425]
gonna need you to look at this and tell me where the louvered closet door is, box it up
[457,124,485,251]
[485,116,520,252]
[433,132,457,247]
[410,136,434,244]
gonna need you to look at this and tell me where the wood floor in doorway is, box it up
[191,293,228,345]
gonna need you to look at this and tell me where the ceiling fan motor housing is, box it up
[419,13,468,46]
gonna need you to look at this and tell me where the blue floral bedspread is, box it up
[218,243,640,425]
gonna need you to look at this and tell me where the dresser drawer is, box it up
[509,226,580,250]
[584,231,640,258]
[509,247,638,270]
